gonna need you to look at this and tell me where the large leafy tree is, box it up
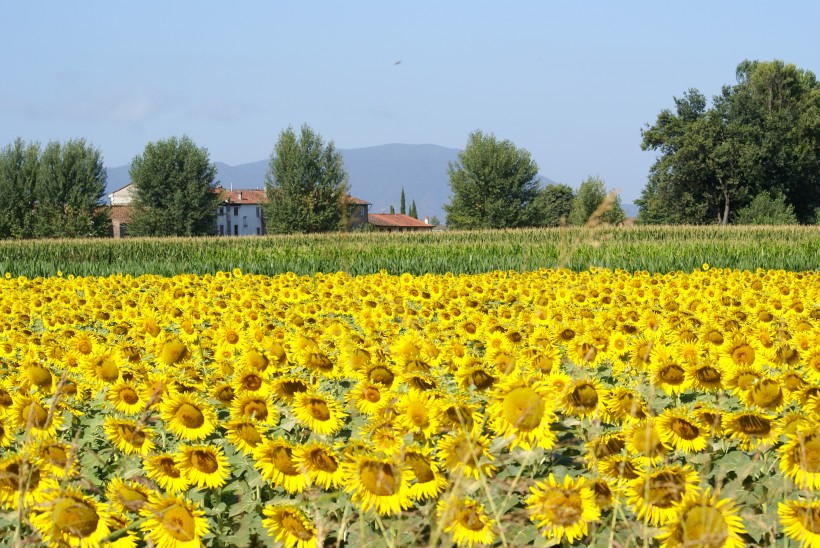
[639,60,820,224]
[445,130,540,229]
[530,183,575,227]
[263,124,349,234]
[0,139,40,238]
[34,139,109,238]
[568,176,626,226]
[128,136,221,237]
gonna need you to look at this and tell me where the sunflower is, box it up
[231,393,280,426]
[158,391,216,441]
[106,511,138,548]
[104,417,156,455]
[294,441,344,490]
[394,390,440,439]
[224,419,265,455]
[598,455,644,483]
[623,419,670,464]
[271,375,312,403]
[692,403,723,436]
[9,393,63,439]
[436,495,496,547]
[30,487,110,548]
[34,440,76,478]
[526,473,600,544]
[651,359,691,395]
[719,333,757,370]
[347,381,392,416]
[722,410,779,451]
[779,499,820,547]
[404,445,449,501]
[262,504,318,548]
[724,364,763,396]
[106,477,154,514]
[435,395,483,435]
[487,377,557,451]
[340,453,413,516]
[291,392,347,436]
[685,362,726,392]
[589,477,618,510]
[143,453,190,493]
[562,378,606,419]
[140,493,209,548]
[655,407,709,453]
[253,438,309,494]
[626,464,701,526]
[601,387,648,424]
[0,454,59,511]
[0,413,14,448]
[745,377,785,412]
[231,367,271,398]
[106,381,147,414]
[437,432,497,480]
[779,426,820,490]
[584,432,626,470]
[657,488,746,548]
[177,444,230,489]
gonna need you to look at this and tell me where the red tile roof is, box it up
[218,188,267,204]
[347,196,371,205]
[367,213,434,229]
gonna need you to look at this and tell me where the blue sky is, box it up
[1,1,817,202]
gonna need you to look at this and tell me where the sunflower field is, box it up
[1,265,820,547]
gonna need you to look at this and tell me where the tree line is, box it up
[1,58,816,238]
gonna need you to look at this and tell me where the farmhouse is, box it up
[217,189,267,236]
[367,213,435,232]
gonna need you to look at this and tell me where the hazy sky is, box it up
[1,1,817,201]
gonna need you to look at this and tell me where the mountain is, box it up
[104,143,634,222]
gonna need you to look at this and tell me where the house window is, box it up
[256,227,260,235]
[234,224,238,235]
[218,207,224,216]
[256,206,260,217]
[219,225,224,236]
[234,206,239,216]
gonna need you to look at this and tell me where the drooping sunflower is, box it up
[160,391,217,441]
[224,419,265,455]
[340,453,413,516]
[271,375,312,403]
[623,419,670,464]
[105,477,154,514]
[176,444,230,489]
[104,417,156,456]
[143,453,190,493]
[779,498,820,547]
[598,455,644,483]
[745,377,786,412]
[291,392,347,436]
[526,473,601,544]
[722,410,779,451]
[655,407,709,453]
[262,504,318,548]
[140,493,209,548]
[231,393,280,426]
[588,477,618,511]
[404,445,449,501]
[626,464,701,526]
[253,438,309,494]
[30,487,110,548]
[435,494,496,547]
[685,362,726,392]
[487,376,557,451]
[779,426,820,490]
[437,432,497,480]
[601,387,648,424]
[435,394,483,435]
[293,441,344,490]
[656,488,746,548]
[562,378,606,419]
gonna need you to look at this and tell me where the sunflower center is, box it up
[243,400,268,421]
[731,344,755,366]
[363,386,381,403]
[76,339,93,354]
[28,365,52,388]
[539,488,583,526]
[751,380,783,409]
[0,389,11,407]
[444,406,474,431]
[215,386,235,404]
[306,399,331,421]
[502,387,545,431]
[117,488,148,512]
[696,366,722,386]
[160,504,197,542]
[190,450,219,474]
[706,331,724,345]
[680,505,729,547]
[176,403,205,429]
[22,401,50,428]
[0,462,41,490]
[592,437,625,459]
[53,498,100,538]
[736,414,771,436]
[225,331,240,345]
[647,471,686,508]
[407,402,428,427]
[670,418,700,440]
[793,437,820,473]
[360,461,400,496]
[158,458,181,478]
[470,369,496,389]
[44,445,68,467]
[736,371,760,390]
[406,453,434,483]
[793,506,820,534]
[457,505,487,531]
[308,448,338,473]
[281,513,315,540]
[120,388,140,405]
[272,446,299,475]
[161,339,188,365]
[118,424,147,447]
[368,366,394,387]
[236,424,262,447]
[245,350,269,371]
[242,374,263,391]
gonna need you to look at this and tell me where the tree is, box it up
[0,139,40,238]
[429,215,441,226]
[263,124,349,234]
[128,136,220,237]
[409,200,417,219]
[734,191,797,225]
[445,130,540,229]
[400,187,406,215]
[34,139,109,238]
[389,205,395,214]
[639,60,820,224]
[530,183,575,227]
[569,176,626,226]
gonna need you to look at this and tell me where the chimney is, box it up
[238,191,243,201]
[424,216,429,225]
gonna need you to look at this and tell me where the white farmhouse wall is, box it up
[217,203,265,236]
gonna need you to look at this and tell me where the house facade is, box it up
[217,189,267,236]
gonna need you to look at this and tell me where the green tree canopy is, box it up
[128,136,220,237]
[734,191,797,225]
[409,200,417,219]
[530,183,575,227]
[400,187,406,215]
[0,138,40,238]
[639,60,820,224]
[444,130,540,229]
[263,124,349,234]
[569,176,626,226]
